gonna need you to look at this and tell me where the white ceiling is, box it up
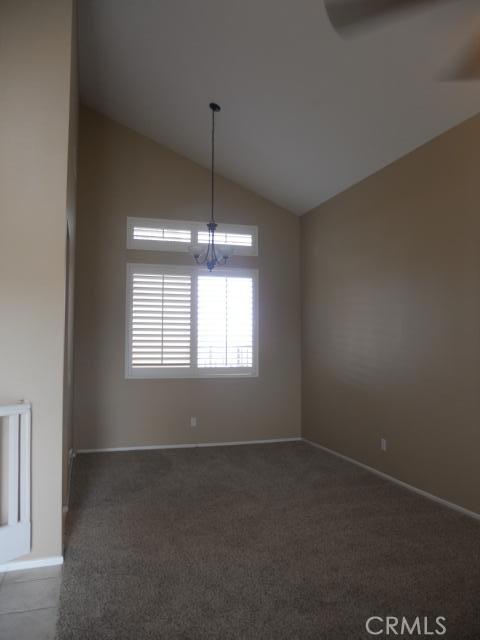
[78,0,480,214]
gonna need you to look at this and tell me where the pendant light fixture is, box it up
[189,102,234,271]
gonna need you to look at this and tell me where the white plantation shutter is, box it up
[197,231,252,247]
[133,227,191,243]
[127,218,192,251]
[128,268,191,371]
[197,276,253,368]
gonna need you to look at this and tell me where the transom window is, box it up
[127,217,258,256]
[126,264,258,378]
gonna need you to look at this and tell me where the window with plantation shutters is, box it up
[127,217,258,256]
[126,264,257,378]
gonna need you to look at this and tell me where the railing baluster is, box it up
[20,411,31,523]
[7,414,20,526]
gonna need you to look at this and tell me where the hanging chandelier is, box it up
[189,102,234,272]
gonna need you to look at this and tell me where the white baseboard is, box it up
[0,555,64,573]
[77,437,301,454]
[303,438,480,522]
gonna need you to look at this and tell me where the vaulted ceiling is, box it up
[79,0,480,214]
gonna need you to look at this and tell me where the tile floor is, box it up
[0,566,61,640]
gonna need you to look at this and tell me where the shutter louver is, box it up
[131,272,191,368]
[197,276,253,368]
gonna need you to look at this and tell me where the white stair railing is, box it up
[0,402,31,564]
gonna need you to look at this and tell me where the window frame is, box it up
[126,217,258,256]
[125,263,259,380]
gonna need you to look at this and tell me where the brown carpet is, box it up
[56,442,480,639]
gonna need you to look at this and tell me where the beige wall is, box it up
[302,112,480,514]
[0,1,74,559]
[73,107,301,450]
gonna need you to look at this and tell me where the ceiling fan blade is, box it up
[325,0,456,33]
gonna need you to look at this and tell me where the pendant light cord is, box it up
[211,107,215,224]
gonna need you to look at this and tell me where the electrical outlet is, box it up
[190,416,197,428]
[381,438,387,452]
